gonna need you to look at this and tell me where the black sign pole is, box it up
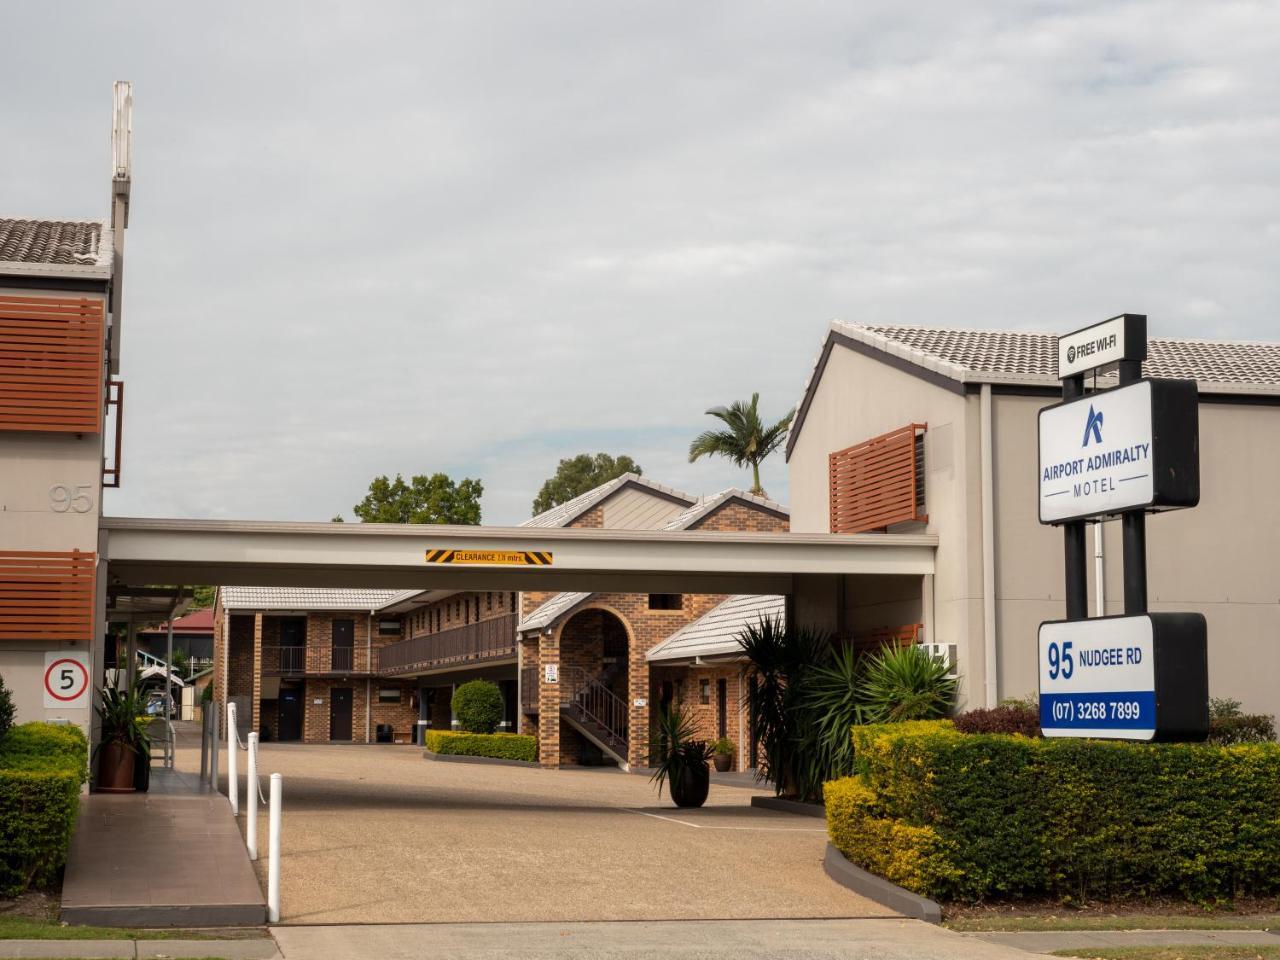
[1062,373,1089,620]
[1118,357,1149,614]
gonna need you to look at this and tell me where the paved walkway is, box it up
[62,766,266,927]
[271,918,1049,960]
[971,927,1280,952]
[180,736,885,925]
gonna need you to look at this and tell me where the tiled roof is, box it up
[0,218,113,279]
[138,608,215,635]
[647,594,785,663]
[218,586,419,611]
[787,320,1280,458]
[836,321,1280,393]
[661,488,789,531]
[521,473,696,528]
[517,592,592,633]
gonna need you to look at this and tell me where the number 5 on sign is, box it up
[43,651,91,709]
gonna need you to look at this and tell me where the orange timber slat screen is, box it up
[0,551,96,642]
[0,295,105,433]
[829,423,927,534]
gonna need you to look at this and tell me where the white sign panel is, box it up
[1057,315,1129,378]
[43,650,91,709]
[1039,617,1155,740]
[1039,380,1153,523]
[544,663,559,684]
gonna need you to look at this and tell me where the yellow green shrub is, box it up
[826,722,1280,903]
[425,729,536,763]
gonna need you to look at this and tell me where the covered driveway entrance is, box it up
[175,734,890,924]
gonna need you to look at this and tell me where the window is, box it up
[700,679,711,704]
[474,596,481,621]
[648,594,683,611]
[377,619,400,636]
[378,688,401,704]
[486,592,492,611]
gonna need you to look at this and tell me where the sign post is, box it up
[1037,315,1208,741]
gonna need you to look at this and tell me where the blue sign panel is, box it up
[1038,616,1156,740]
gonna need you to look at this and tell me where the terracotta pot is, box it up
[713,753,733,773]
[97,740,136,793]
[669,762,710,808]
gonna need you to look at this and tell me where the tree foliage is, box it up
[352,473,483,525]
[688,393,794,498]
[531,453,641,516]
[452,680,504,734]
[0,675,14,743]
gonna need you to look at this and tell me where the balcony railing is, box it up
[378,613,518,676]
[262,645,306,676]
[331,645,354,672]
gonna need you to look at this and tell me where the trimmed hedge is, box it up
[826,720,1280,904]
[425,730,537,763]
[0,722,89,896]
[451,680,504,734]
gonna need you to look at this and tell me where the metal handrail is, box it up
[520,665,539,711]
[262,645,307,675]
[560,666,628,749]
[377,613,517,675]
[331,646,354,672]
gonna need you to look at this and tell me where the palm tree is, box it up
[688,393,794,498]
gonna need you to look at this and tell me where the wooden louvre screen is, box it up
[0,550,96,642]
[0,295,106,433]
[829,423,927,534]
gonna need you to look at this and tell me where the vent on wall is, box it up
[0,296,106,433]
[829,424,928,534]
[0,550,96,642]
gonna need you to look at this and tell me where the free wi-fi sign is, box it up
[424,549,553,566]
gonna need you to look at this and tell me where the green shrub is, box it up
[0,675,14,743]
[1208,698,1276,745]
[952,702,1041,737]
[451,680,504,734]
[828,721,1280,904]
[857,644,958,723]
[0,722,89,896]
[425,729,536,762]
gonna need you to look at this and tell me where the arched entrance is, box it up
[549,606,635,768]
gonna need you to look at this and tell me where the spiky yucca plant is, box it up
[858,644,958,723]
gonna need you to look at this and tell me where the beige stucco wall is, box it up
[990,392,1280,715]
[787,343,986,706]
[0,285,108,734]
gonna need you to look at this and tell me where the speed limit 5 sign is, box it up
[44,651,91,709]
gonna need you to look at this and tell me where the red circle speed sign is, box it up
[44,658,89,703]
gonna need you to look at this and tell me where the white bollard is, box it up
[227,702,239,816]
[267,773,282,923]
[246,733,259,861]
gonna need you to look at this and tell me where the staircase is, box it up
[559,666,629,767]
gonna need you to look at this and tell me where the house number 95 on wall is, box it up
[49,483,94,513]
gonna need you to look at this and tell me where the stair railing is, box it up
[559,665,628,749]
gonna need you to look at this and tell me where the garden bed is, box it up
[825,720,1280,905]
[422,730,537,764]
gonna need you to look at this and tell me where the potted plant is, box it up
[650,704,714,808]
[711,737,735,772]
[94,682,151,794]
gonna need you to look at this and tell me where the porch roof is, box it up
[647,594,785,663]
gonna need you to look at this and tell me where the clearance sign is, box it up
[424,548,553,566]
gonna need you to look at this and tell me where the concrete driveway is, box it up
[179,736,889,925]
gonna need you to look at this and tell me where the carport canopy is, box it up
[101,517,936,595]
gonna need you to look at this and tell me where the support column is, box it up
[251,613,263,740]
[537,631,561,768]
[1062,374,1089,621]
[626,631,648,771]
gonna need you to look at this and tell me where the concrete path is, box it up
[181,737,886,924]
[0,939,278,959]
[62,767,266,927]
[271,918,1051,960]
[971,927,1280,952]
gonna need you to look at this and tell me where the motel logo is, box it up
[1082,405,1104,447]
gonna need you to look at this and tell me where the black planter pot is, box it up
[132,743,151,793]
[669,762,710,808]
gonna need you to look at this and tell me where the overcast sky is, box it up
[3,2,1277,525]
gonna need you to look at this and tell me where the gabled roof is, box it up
[518,592,592,633]
[218,586,420,612]
[787,320,1280,459]
[0,218,113,280]
[138,608,215,635]
[521,473,696,528]
[661,488,789,531]
[647,594,785,663]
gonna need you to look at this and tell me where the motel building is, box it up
[0,92,1277,762]
[211,478,795,771]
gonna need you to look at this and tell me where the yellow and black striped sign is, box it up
[424,549,553,566]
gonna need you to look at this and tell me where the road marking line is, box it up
[621,809,826,832]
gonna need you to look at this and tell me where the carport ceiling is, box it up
[101,517,936,594]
